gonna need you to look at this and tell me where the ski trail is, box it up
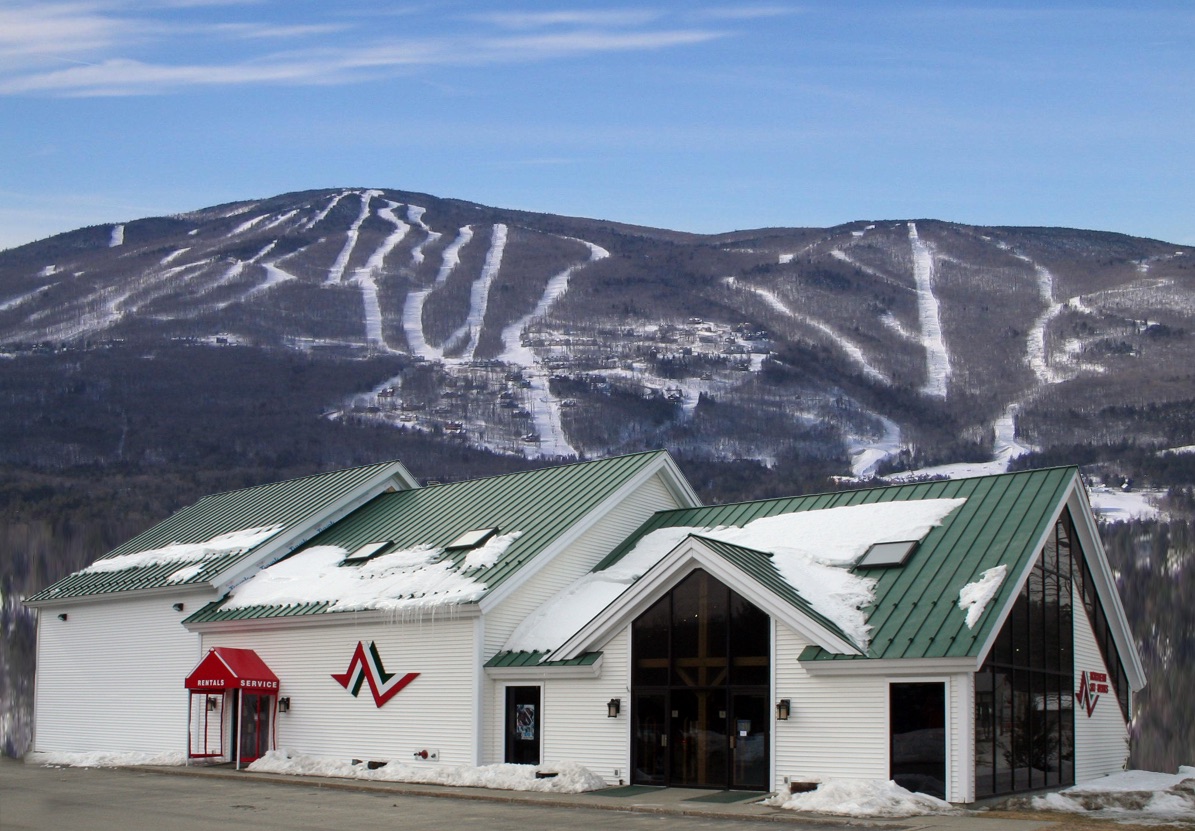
[350,200,409,350]
[325,190,379,285]
[443,224,507,359]
[1010,252,1065,384]
[402,225,473,360]
[407,205,441,265]
[0,284,55,313]
[499,238,609,458]
[908,223,950,398]
[830,249,911,291]
[244,242,313,300]
[109,225,124,247]
[846,412,902,478]
[259,209,299,232]
[304,190,351,231]
[727,277,887,384]
[231,214,268,236]
[160,248,189,266]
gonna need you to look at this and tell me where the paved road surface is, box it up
[1,760,845,831]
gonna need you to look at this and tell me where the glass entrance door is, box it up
[632,692,668,785]
[504,686,541,765]
[670,688,728,787]
[730,693,768,789]
[237,692,272,765]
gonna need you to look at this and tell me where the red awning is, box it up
[185,647,279,693]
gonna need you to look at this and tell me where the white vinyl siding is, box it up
[34,593,212,754]
[774,624,971,803]
[200,616,476,765]
[1073,585,1130,783]
[483,473,681,657]
[540,629,630,783]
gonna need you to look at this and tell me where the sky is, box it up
[1,1,1192,250]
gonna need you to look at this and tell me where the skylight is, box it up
[447,528,498,550]
[857,540,919,568]
[343,541,392,563]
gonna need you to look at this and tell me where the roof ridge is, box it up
[195,458,403,501]
[647,465,1078,518]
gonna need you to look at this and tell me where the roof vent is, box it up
[857,540,919,568]
[343,541,392,563]
[446,528,498,550]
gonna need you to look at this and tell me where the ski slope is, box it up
[907,223,951,398]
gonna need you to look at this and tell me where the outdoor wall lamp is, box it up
[776,699,791,720]
[57,613,68,621]
[607,698,621,718]
[173,602,184,612]
[206,696,219,712]
[278,697,291,713]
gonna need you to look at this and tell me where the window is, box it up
[446,528,498,550]
[857,540,919,568]
[343,541,391,563]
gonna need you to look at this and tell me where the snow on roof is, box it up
[81,524,283,575]
[222,531,522,613]
[958,565,1007,629]
[504,498,965,655]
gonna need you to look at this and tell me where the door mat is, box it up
[592,785,665,798]
[683,791,764,804]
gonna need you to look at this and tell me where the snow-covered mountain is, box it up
[3,187,1194,481]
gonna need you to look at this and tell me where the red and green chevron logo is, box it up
[332,641,419,708]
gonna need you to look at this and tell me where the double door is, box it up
[633,689,768,789]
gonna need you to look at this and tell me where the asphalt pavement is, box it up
[1,758,1056,831]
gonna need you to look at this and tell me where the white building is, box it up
[26,452,1144,802]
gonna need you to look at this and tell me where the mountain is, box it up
[3,187,1194,480]
[2,187,1195,764]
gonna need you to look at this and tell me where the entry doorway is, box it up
[890,682,946,799]
[232,692,273,766]
[630,569,771,790]
[504,686,541,765]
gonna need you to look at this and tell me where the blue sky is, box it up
[1,1,1192,250]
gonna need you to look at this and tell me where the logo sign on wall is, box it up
[332,641,419,708]
[1076,669,1109,717]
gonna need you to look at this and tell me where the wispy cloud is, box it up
[0,3,733,96]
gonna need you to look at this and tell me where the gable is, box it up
[185,451,696,623]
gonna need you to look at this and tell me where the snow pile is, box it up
[248,750,606,793]
[958,565,1007,629]
[506,499,965,654]
[41,750,187,768]
[222,535,522,612]
[1027,768,1195,822]
[766,779,955,817]
[81,524,283,575]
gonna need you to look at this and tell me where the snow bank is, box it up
[81,524,283,574]
[1028,768,1195,822]
[41,750,187,768]
[506,498,965,653]
[958,565,1006,629]
[766,779,955,817]
[248,750,606,793]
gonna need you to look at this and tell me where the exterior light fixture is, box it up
[57,613,68,621]
[172,602,184,612]
[278,697,291,713]
[206,696,219,712]
[607,698,621,718]
[776,699,791,720]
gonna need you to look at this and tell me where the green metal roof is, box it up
[186,450,672,623]
[26,460,409,603]
[485,650,602,669]
[600,466,1077,661]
